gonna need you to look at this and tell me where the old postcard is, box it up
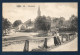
[2,3,78,52]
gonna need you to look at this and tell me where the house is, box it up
[17,24,26,31]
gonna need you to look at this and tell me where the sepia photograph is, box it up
[2,3,78,52]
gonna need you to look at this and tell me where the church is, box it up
[17,6,41,31]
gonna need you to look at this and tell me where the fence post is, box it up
[68,35,70,40]
[44,38,48,49]
[23,40,29,52]
[61,36,63,42]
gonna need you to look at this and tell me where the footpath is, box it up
[50,37,78,51]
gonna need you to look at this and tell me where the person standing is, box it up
[56,32,61,45]
[57,32,61,45]
[53,32,59,46]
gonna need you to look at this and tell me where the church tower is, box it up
[38,6,41,17]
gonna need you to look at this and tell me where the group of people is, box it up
[53,32,61,46]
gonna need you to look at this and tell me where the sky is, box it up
[2,3,78,23]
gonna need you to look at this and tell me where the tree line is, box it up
[2,15,78,35]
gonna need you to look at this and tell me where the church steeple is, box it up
[38,6,41,17]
